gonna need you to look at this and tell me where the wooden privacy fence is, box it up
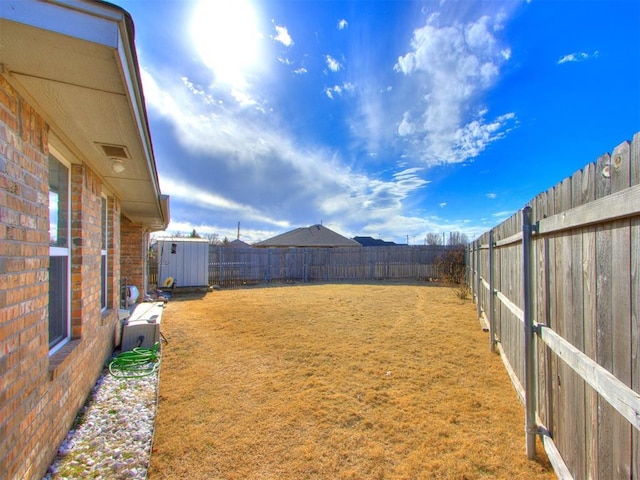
[209,245,450,288]
[467,132,640,479]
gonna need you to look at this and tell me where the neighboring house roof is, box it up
[229,239,251,248]
[353,236,398,247]
[0,0,169,231]
[255,224,362,248]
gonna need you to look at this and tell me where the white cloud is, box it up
[324,82,355,99]
[394,13,516,164]
[293,67,308,75]
[557,51,598,64]
[162,177,289,227]
[141,68,430,240]
[439,202,447,208]
[230,88,260,107]
[320,168,430,216]
[398,112,416,136]
[337,19,348,30]
[486,193,497,199]
[273,25,293,46]
[325,55,343,72]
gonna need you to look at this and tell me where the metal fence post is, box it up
[489,229,495,352]
[522,206,537,459]
[465,244,470,287]
[218,247,224,285]
[470,243,475,300]
[476,240,481,319]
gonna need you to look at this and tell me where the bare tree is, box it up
[424,233,444,245]
[203,233,221,245]
[435,246,470,299]
[448,231,469,246]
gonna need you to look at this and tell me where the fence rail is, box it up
[468,132,640,480]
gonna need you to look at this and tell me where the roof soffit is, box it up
[0,0,167,229]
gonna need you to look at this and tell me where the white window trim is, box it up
[101,194,108,312]
[48,148,71,356]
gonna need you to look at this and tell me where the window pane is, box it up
[101,254,107,310]
[101,197,107,250]
[101,196,108,310]
[49,156,68,248]
[49,255,68,348]
[49,155,70,351]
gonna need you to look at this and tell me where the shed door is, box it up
[158,241,208,287]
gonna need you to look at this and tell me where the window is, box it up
[49,155,70,352]
[100,195,108,311]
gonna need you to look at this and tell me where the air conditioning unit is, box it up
[121,302,163,351]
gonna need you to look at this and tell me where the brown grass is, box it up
[148,284,554,479]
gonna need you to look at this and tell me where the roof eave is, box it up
[0,0,169,230]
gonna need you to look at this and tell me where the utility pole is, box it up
[237,221,240,240]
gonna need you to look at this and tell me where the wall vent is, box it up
[97,143,130,159]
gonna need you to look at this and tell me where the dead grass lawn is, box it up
[148,284,554,479]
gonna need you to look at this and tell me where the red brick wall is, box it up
[0,74,51,480]
[121,215,148,298]
[70,164,102,337]
[0,75,138,479]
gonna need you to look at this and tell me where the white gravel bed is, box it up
[43,360,159,480]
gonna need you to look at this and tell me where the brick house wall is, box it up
[121,215,148,297]
[0,74,149,478]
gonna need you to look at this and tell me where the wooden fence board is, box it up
[631,132,640,480]
[610,141,632,479]
[581,160,599,479]
[548,185,559,444]
[595,151,614,479]
[552,179,570,468]
[569,169,587,480]
[537,190,554,433]
[495,232,503,345]
[559,176,587,474]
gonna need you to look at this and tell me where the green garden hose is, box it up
[108,342,161,378]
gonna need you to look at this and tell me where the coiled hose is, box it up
[108,342,161,378]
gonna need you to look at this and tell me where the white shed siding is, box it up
[157,238,208,287]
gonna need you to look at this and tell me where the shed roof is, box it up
[156,237,209,244]
[254,224,361,248]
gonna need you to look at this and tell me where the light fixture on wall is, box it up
[111,158,126,174]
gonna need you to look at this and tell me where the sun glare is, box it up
[191,0,263,88]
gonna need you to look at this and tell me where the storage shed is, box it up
[156,237,209,287]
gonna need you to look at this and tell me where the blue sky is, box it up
[117,0,640,244]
